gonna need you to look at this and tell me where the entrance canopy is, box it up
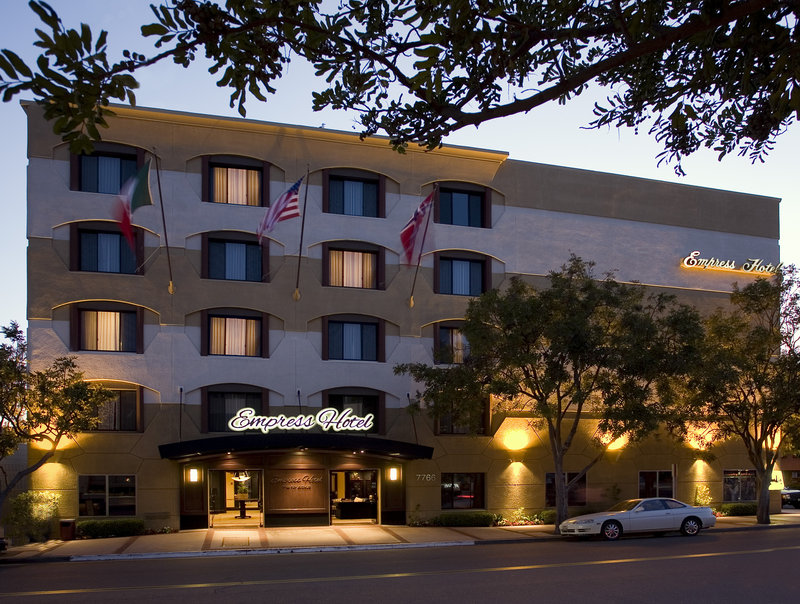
[159,433,434,461]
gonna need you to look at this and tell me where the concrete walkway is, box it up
[2,512,800,564]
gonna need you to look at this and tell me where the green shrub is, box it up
[694,484,713,507]
[432,512,496,527]
[76,518,145,539]
[536,509,557,525]
[3,490,60,544]
[718,502,758,516]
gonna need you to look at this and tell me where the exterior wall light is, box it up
[188,468,200,483]
[388,467,399,481]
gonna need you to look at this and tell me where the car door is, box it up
[627,499,671,532]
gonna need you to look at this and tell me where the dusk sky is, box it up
[1,0,797,329]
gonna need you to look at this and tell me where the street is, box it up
[1,528,797,603]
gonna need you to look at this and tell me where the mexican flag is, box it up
[115,159,153,251]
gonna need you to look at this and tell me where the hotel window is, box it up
[434,323,470,364]
[436,187,489,228]
[77,310,139,353]
[323,242,384,289]
[71,150,140,194]
[323,170,384,217]
[93,389,140,432]
[78,475,136,516]
[202,156,269,206]
[723,469,757,502]
[436,397,487,435]
[441,473,485,509]
[203,234,266,282]
[202,386,266,433]
[545,473,587,507]
[71,224,141,275]
[325,390,383,434]
[324,317,383,362]
[639,470,673,498]
[436,254,488,296]
[205,313,265,357]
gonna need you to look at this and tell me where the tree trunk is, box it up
[552,451,568,534]
[755,468,771,525]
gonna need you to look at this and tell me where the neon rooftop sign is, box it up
[228,407,374,434]
[681,251,783,275]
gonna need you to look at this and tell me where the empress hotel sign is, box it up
[228,407,374,434]
[682,251,783,275]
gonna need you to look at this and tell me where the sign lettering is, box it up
[681,251,783,275]
[228,407,374,434]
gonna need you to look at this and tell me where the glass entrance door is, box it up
[330,470,378,524]
[208,469,263,528]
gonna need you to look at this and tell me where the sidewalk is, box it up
[2,512,800,564]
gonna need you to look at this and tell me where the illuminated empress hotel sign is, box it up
[682,251,783,275]
[228,407,374,434]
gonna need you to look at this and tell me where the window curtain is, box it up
[343,180,364,215]
[97,233,120,273]
[329,250,375,288]
[225,242,246,280]
[342,323,362,359]
[211,317,259,356]
[450,328,469,363]
[213,167,228,203]
[451,192,470,226]
[214,167,260,205]
[329,249,344,286]
[451,260,471,295]
[97,156,121,194]
[227,168,248,205]
[81,310,121,351]
[80,232,98,271]
[343,251,363,287]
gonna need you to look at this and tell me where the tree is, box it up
[0,1,797,172]
[0,323,111,517]
[687,268,800,524]
[396,257,704,530]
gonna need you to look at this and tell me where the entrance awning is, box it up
[159,433,434,461]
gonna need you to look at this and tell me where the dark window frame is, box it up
[433,321,470,365]
[638,470,674,499]
[723,469,757,502]
[201,384,269,433]
[545,472,588,507]
[70,145,145,194]
[90,386,144,432]
[441,472,486,509]
[201,232,269,282]
[70,223,144,275]
[322,241,385,290]
[322,169,385,218]
[70,304,144,354]
[200,309,269,358]
[78,474,136,517]
[323,389,386,435]
[434,252,491,296]
[434,186,491,228]
[434,396,488,435]
[322,315,385,362]
[201,156,270,206]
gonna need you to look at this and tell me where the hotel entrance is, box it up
[330,470,378,524]
[208,469,263,528]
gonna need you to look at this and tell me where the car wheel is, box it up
[680,517,701,536]
[601,520,622,541]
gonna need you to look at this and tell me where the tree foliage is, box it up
[396,257,704,529]
[0,322,111,516]
[1,1,798,171]
[686,268,800,524]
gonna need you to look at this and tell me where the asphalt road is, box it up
[1,528,797,603]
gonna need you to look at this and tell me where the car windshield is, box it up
[607,499,641,512]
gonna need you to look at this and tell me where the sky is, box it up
[1,1,798,330]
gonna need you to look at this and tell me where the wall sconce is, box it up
[388,467,400,481]
[188,468,200,483]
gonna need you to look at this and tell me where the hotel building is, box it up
[23,102,781,529]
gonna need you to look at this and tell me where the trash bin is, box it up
[59,519,76,541]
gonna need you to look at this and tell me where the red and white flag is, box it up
[400,189,435,265]
[257,177,303,244]
[115,159,152,252]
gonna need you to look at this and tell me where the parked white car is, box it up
[559,497,716,540]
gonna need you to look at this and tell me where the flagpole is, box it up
[154,154,175,295]
[293,166,311,301]
[408,186,436,308]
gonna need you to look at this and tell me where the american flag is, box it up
[257,177,303,244]
[400,189,435,265]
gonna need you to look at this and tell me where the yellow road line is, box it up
[5,543,800,598]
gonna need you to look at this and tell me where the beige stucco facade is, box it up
[24,102,780,529]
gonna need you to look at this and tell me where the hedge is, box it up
[76,518,146,539]
[717,502,758,516]
[432,512,496,527]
